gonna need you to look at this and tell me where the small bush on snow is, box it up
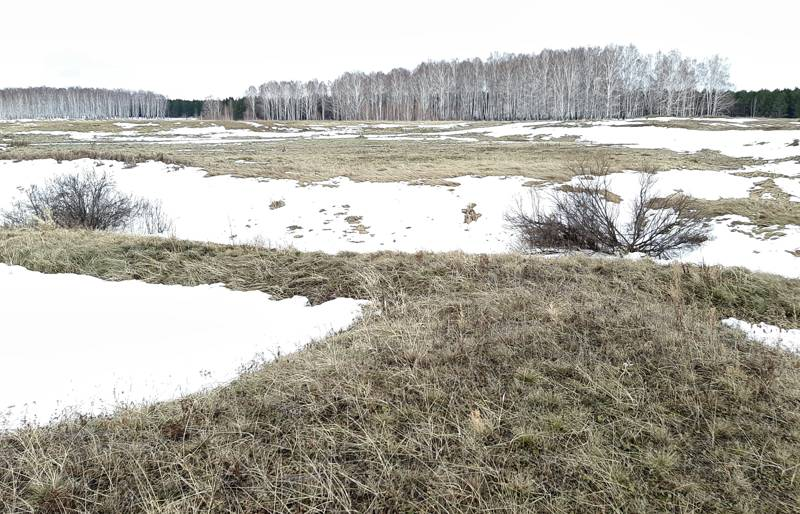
[2,168,172,234]
[506,166,710,258]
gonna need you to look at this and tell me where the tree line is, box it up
[1,46,797,121]
[729,88,800,118]
[0,87,167,120]
[225,45,734,121]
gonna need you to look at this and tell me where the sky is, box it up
[2,0,798,99]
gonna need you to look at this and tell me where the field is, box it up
[1,117,800,512]
[1,117,798,265]
[0,119,763,183]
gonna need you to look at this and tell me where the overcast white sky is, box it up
[2,0,797,98]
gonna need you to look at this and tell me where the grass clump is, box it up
[0,147,190,168]
[0,228,799,512]
[692,178,800,228]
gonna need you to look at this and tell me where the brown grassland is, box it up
[0,119,758,184]
[0,228,799,513]
[0,139,754,184]
[1,119,799,511]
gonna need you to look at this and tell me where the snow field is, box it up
[0,264,368,429]
[0,157,798,277]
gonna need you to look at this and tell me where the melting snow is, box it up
[679,216,800,277]
[11,119,799,159]
[1,119,799,278]
[167,125,236,136]
[0,264,368,430]
[0,158,798,278]
[569,169,758,201]
[722,318,800,354]
[775,177,800,201]
[0,159,526,253]
[445,121,800,159]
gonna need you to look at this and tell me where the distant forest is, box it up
[191,45,737,121]
[0,46,797,121]
[729,89,800,118]
[0,88,167,120]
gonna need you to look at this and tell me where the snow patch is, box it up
[0,159,798,278]
[445,121,800,159]
[570,169,758,201]
[0,264,368,430]
[722,318,800,353]
[775,177,800,201]
[679,216,800,278]
[115,122,158,129]
[0,159,525,254]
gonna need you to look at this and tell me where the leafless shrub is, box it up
[131,200,174,235]
[507,172,710,258]
[2,169,172,234]
[569,154,613,176]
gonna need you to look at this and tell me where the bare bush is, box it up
[131,200,174,235]
[2,169,172,234]
[507,172,710,257]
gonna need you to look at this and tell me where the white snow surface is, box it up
[568,169,757,200]
[776,177,800,201]
[0,158,798,278]
[0,159,527,254]
[0,264,368,430]
[722,318,800,354]
[679,216,800,278]
[445,121,800,159]
[167,125,238,136]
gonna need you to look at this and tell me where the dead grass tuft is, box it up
[462,202,482,223]
[692,178,800,228]
[0,147,189,168]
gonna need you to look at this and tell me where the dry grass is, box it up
[1,228,796,327]
[0,119,755,183]
[0,139,753,184]
[1,228,799,512]
[692,178,800,228]
[0,146,190,168]
[558,184,623,203]
[2,117,796,134]
[0,119,324,134]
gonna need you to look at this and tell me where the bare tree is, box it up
[237,46,731,122]
[245,86,258,120]
[0,46,733,122]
